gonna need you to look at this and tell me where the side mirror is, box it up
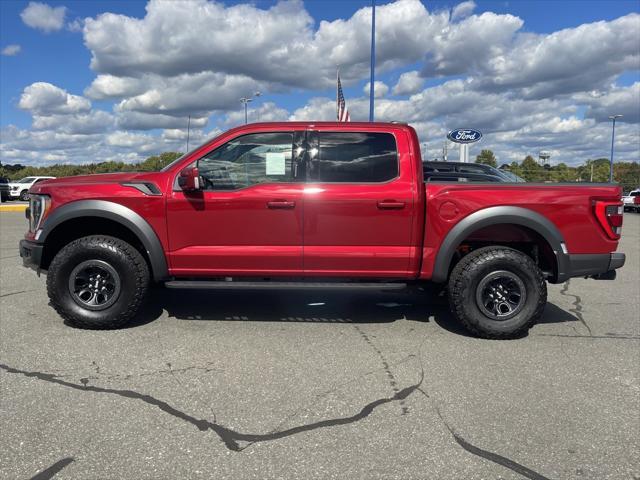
[178,166,202,192]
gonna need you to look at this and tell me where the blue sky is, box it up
[1,0,639,166]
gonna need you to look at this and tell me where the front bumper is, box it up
[556,252,626,282]
[19,239,44,273]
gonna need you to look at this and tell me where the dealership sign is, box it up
[447,129,482,144]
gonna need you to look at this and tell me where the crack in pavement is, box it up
[416,388,553,480]
[29,457,74,480]
[354,325,409,415]
[0,289,37,298]
[251,352,419,452]
[410,332,554,480]
[0,362,423,452]
[75,362,222,386]
[6,330,558,477]
[560,280,592,336]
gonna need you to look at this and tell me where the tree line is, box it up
[475,149,639,190]
[1,149,638,191]
[0,152,182,180]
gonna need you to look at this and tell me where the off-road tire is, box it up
[19,190,29,202]
[448,246,546,339]
[47,235,150,329]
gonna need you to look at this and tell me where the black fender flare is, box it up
[39,200,169,281]
[431,206,569,283]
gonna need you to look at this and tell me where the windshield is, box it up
[497,170,526,182]
[160,136,219,172]
[16,177,35,183]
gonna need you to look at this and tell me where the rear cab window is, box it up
[308,132,398,183]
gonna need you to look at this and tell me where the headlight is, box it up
[29,195,51,233]
[11,186,18,191]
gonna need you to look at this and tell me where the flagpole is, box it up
[369,0,375,122]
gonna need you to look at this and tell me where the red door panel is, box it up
[302,129,416,278]
[167,185,304,276]
[166,130,304,277]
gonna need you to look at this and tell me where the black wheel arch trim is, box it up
[37,200,169,281]
[431,206,569,284]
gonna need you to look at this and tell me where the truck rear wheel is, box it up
[448,246,546,339]
[47,235,150,329]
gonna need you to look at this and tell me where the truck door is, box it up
[302,128,416,277]
[166,130,305,276]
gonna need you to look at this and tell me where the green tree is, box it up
[520,155,544,181]
[550,163,575,182]
[614,161,640,192]
[475,149,497,167]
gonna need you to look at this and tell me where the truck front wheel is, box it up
[47,235,150,329]
[448,246,546,339]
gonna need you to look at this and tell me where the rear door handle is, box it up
[267,200,296,209]
[377,200,405,210]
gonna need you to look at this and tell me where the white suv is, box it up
[8,176,56,201]
[622,189,640,213]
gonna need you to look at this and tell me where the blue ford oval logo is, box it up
[447,128,482,144]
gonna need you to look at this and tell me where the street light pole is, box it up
[608,114,623,183]
[186,115,191,152]
[369,0,375,122]
[240,97,252,124]
[240,92,261,125]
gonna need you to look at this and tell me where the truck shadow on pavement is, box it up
[126,286,580,338]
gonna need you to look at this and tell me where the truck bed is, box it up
[419,182,623,281]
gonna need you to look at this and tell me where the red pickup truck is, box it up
[20,122,625,338]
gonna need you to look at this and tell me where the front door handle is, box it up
[377,200,405,210]
[267,200,296,209]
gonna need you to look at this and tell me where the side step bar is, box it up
[165,280,407,290]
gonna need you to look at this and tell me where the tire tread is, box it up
[46,235,149,329]
[448,246,546,339]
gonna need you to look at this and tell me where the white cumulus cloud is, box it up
[19,82,91,115]
[392,71,424,95]
[3,0,640,168]
[364,81,389,98]
[451,1,476,20]
[20,2,67,33]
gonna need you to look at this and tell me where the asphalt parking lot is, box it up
[1,212,638,480]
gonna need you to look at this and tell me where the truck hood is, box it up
[37,172,150,185]
[29,172,166,195]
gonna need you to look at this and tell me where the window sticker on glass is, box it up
[265,152,286,175]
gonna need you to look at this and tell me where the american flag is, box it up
[337,72,350,122]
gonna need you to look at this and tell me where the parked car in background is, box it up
[498,169,527,182]
[424,161,526,183]
[8,176,56,201]
[0,177,10,202]
[622,189,640,212]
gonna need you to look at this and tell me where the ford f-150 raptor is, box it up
[20,122,626,338]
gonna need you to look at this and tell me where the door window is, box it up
[308,132,398,183]
[198,132,294,190]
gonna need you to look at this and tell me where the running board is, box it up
[165,280,407,290]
